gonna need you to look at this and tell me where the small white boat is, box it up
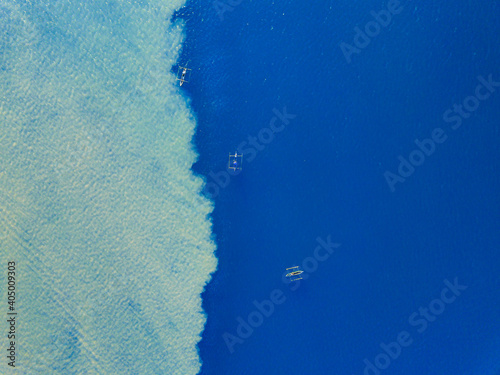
[228,151,243,171]
[286,266,303,281]
[176,64,192,86]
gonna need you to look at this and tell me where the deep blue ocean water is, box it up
[176,1,499,374]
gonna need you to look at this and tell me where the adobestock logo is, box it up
[339,0,404,64]
[213,0,243,22]
[222,236,340,354]
[356,278,467,375]
[203,107,296,199]
[384,73,499,192]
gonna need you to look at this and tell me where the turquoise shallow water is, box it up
[0,1,216,374]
